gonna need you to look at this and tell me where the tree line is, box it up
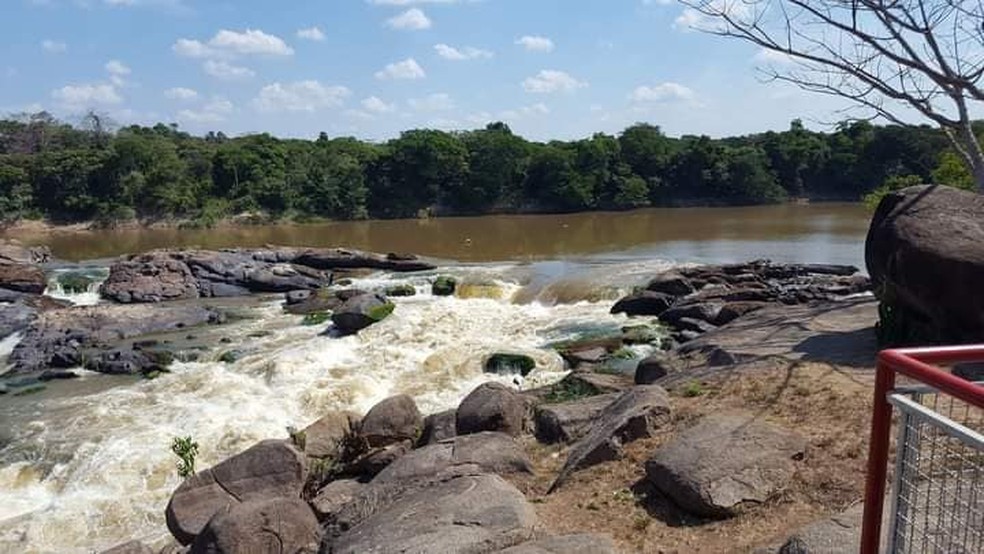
[0,112,975,226]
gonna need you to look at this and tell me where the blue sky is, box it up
[0,0,856,141]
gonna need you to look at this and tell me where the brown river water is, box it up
[0,202,872,553]
[2,203,871,267]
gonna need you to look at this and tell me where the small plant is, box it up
[632,515,651,531]
[544,379,599,403]
[287,426,306,451]
[682,381,705,398]
[301,311,331,326]
[171,436,199,478]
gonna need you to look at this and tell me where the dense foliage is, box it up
[0,113,975,225]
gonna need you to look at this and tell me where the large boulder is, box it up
[0,240,50,264]
[0,262,46,294]
[302,410,360,459]
[645,411,807,518]
[610,291,674,316]
[550,385,671,492]
[331,293,394,334]
[311,479,366,522]
[190,497,321,554]
[359,395,423,448]
[866,184,984,343]
[327,474,537,554]
[165,440,306,545]
[646,272,695,297]
[534,393,620,444]
[100,253,200,303]
[418,409,457,446]
[373,432,532,484]
[499,534,619,553]
[456,382,528,437]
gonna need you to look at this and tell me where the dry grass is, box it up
[508,359,876,553]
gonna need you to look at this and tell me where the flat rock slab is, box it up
[165,440,306,545]
[498,534,619,553]
[191,497,321,554]
[645,411,807,518]
[373,432,532,484]
[534,393,620,444]
[311,479,366,522]
[550,385,671,492]
[327,474,537,554]
[679,298,878,367]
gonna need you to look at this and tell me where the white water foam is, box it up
[43,269,109,307]
[0,268,633,553]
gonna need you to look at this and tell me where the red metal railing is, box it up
[861,345,984,553]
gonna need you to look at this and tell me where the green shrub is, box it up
[863,174,923,210]
[171,436,199,478]
[545,379,599,403]
[301,311,331,326]
[682,381,704,398]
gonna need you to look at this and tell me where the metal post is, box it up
[861,359,896,554]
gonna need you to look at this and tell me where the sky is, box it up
[0,0,861,142]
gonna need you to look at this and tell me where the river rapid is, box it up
[0,203,870,553]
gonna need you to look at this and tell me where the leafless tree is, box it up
[680,0,984,190]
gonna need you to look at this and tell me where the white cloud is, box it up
[41,40,67,53]
[178,98,234,124]
[375,58,426,80]
[673,0,750,31]
[500,103,550,120]
[173,29,294,59]
[408,92,454,112]
[164,87,198,101]
[434,44,492,60]
[297,27,325,41]
[386,8,432,30]
[203,60,255,80]
[252,80,352,113]
[629,82,695,102]
[522,70,587,94]
[515,35,554,52]
[105,60,131,75]
[642,0,673,5]
[52,83,122,107]
[754,48,796,65]
[362,96,396,113]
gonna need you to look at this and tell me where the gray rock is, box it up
[165,440,306,545]
[288,247,435,273]
[100,254,200,303]
[550,385,672,492]
[714,301,768,325]
[0,262,46,294]
[456,382,528,437]
[302,410,360,459]
[534,393,620,444]
[635,356,674,385]
[485,353,537,377]
[498,534,619,553]
[190,497,321,554]
[327,474,537,554]
[99,540,155,554]
[373,432,532,484]
[774,503,865,553]
[345,441,412,479]
[432,276,457,296]
[675,317,718,334]
[359,395,423,448]
[418,409,457,446]
[610,291,675,317]
[646,272,695,297]
[660,303,723,327]
[0,240,50,264]
[311,479,366,522]
[284,288,366,316]
[645,411,807,518]
[331,294,394,335]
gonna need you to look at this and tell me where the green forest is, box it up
[0,113,976,226]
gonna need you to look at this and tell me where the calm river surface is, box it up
[3,203,871,268]
[0,202,872,553]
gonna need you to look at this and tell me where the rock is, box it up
[561,346,609,365]
[158,542,189,554]
[38,369,79,381]
[100,254,199,303]
[302,411,360,459]
[285,289,313,305]
[485,353,537,377]
[456,382,528,437]
[499,534,619,553]
[770,503,866,554]
[345,441,412,479]
[867,185,984,343]
[646,272,695,297]
[0,240,50,264]
[384,284,417,297]
[330,293,394,335]
[359,395,423,448]
[561,371,634,394]
[311,479,366,522]
[714,301,768,325]
[635,356,674,384]
[621,324,663,345]
[534,393,620,444]
[0,262,46,294]
[610,291,675,317]
[84,348,174,376]
[645,411,807,518]
[660,303,723,327]
[99,540,155,554]
[165,440,306,545]
[286,247,435,273]
[374,432,532,484]
[285,288,367,316]
[418,409,457,446]
[432,276,457,296]
[676,317,718,335]
[327,474,536,554]
[550,385,671,492]
[190,497,321,554]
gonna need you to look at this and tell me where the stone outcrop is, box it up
[165,440,306,545]
[0,240,50,265]
[0,262,46,294]
[191,497,321,554]
[418,409,457,446]
[373,432,532,484]
[534,392,619,444]
[550,385,671,492]
[456,382,529,437]
[866,184,984,343]
[358,395,423,448]
[645,411,807,518]
[301,410,360,460]
[330,293,394,334]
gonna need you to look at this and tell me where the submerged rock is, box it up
[384,283,416,297]
[484,352,537,377]
[331,294,394,335]
[431,276,457,296]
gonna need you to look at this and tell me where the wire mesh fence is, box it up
[887,385,984,554]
